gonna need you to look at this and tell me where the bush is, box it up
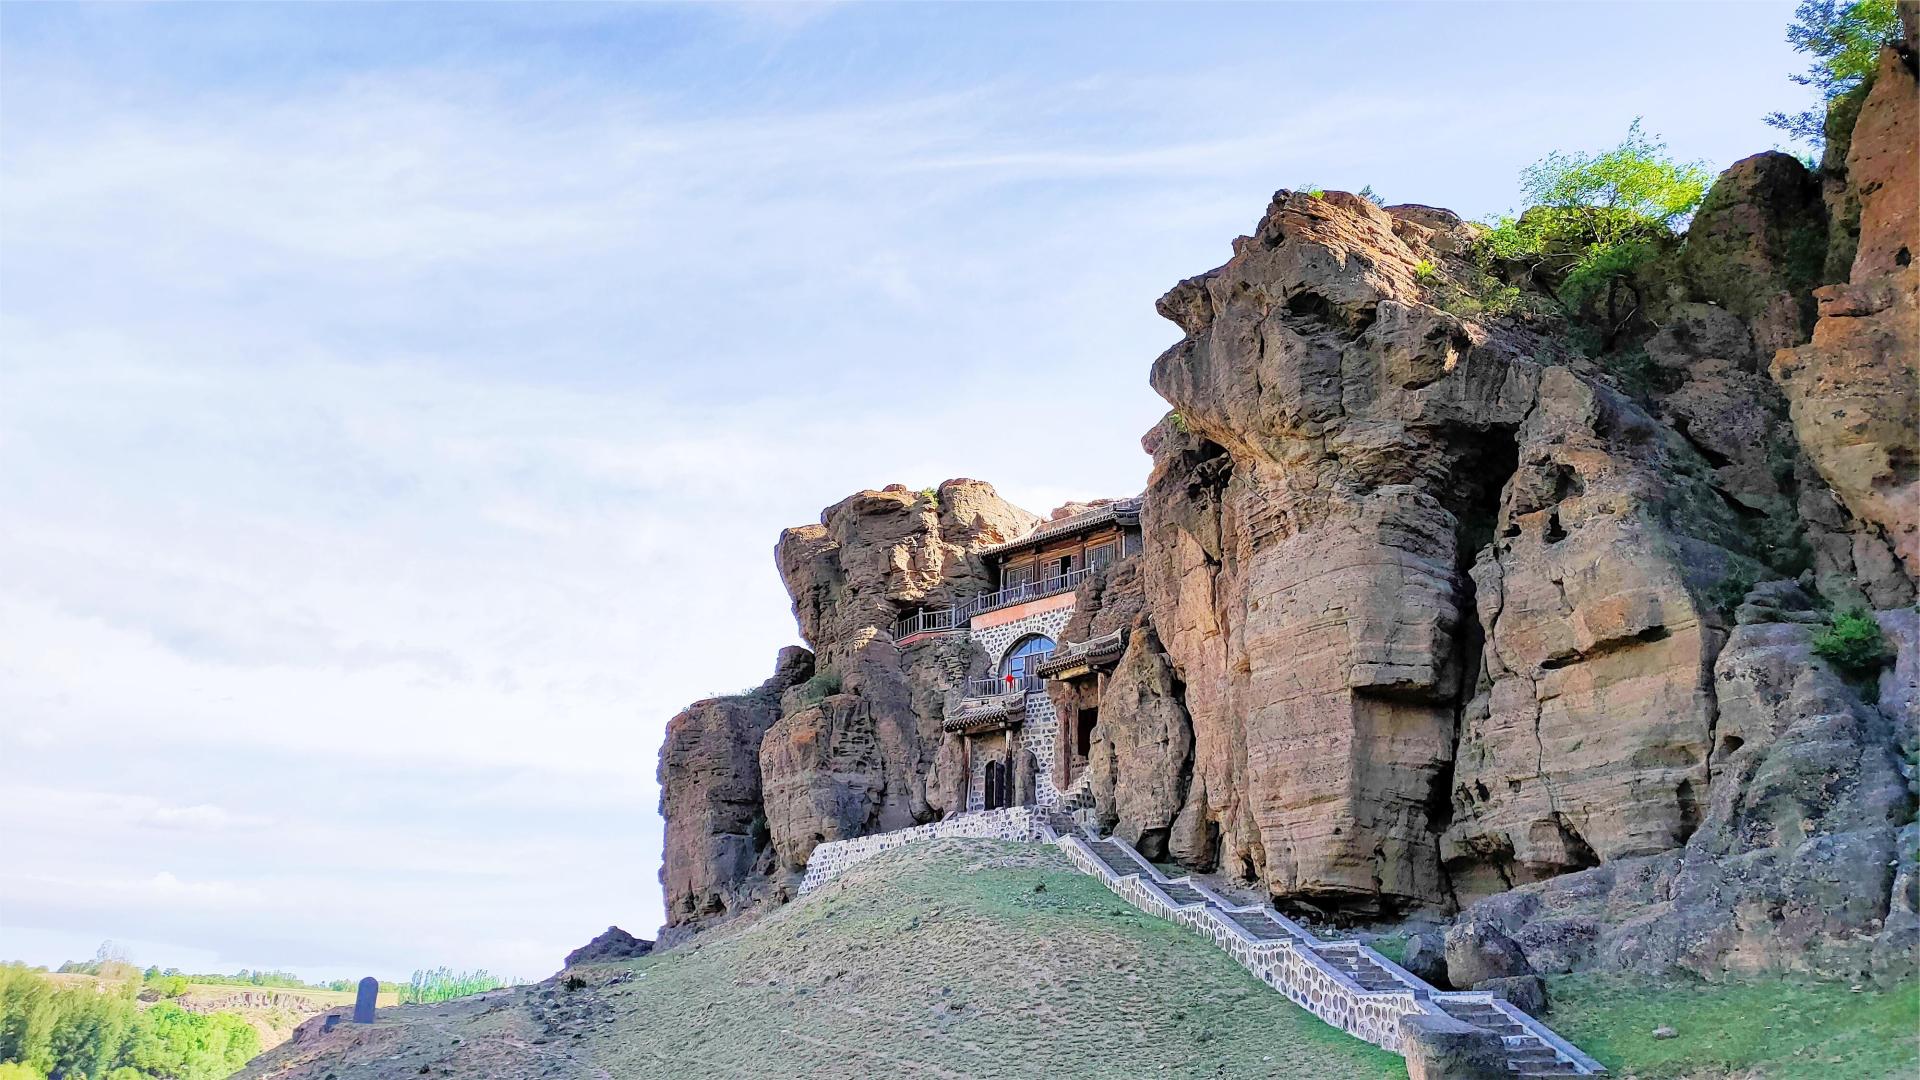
[1706,565,1760,618]
[1812,606,1894,677]
[795,671,843,705]
[144,974,189,999]
[1766,0,1902,147]
[0,965,260,1080]
[1478,121,1708,339]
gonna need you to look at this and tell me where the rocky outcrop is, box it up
[1682,151,1826,352]
[563,926,652,968]
[1772,33,1920,590]
[660,481,1037,931]
[1085,626,1194,862]
[657,647,813,930]
[759,482,1036,870]
[776,481,1036,667]
[1459,612,1914,982]
[1139,190,1768,918]
[653,21,1918,976]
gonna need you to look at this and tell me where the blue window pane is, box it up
[1000,634,1056,679]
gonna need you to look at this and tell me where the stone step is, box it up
[1070,834,1598,1077]
[1158,881,1206,905]
[1316,949,1407,991]
[1089,842,1142,876]
[1226,911,1292,939]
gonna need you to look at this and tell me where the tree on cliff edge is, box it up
[1766,0,1903,147]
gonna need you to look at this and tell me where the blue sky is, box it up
[0,2,1805,982]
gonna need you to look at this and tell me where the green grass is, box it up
[1547,972,1919,1079]
[598,840,1406,1079]
[1367,935,1408,966]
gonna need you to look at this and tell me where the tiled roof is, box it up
[983,497,1143,558]
[941,694,1025,733]
[1033,629,1128,677]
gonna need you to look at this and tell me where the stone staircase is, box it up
[1050,827,1604,1078]
[1436,999,1587,1078]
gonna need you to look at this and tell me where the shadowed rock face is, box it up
[658,647,812,929]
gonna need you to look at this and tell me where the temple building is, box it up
[893,497,1143,818]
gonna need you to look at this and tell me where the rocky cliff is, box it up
[659,481,1034,934]
[656,20,1917,981]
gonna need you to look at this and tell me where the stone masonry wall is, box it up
[970,602,1076,671]
[798,806,1048,892]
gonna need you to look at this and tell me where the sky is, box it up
[0,1,1808,983]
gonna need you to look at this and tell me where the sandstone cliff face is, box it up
[658,646,812,928]
[761,482,1036,870]
[1774,33,1920,589]
[1463,611,1914,982]
[1139,190,1763,917]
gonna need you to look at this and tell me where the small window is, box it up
[1053,555,1073,579]
[1002,563,1032,589]
[1086,543,1116,570]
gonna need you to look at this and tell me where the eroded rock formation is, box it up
[658,481,1034,932]
[657,646,812,928]
[1773,26,1919,586]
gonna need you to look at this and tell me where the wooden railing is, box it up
[893,607,964,639]
[961,566,1094,619]
[893,566,1095,641]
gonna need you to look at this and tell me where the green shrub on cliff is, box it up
[1766,0,1902,147]
[1478,121,1709,332]
[795,670,842,705]
[1812,606,1894,678]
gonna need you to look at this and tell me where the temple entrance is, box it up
[983,759,1012,811]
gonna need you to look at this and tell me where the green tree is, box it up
[1479,120,1710,343]
[121,1003,260,1080]
[1766,0,1902,146]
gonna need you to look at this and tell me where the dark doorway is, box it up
[1076,708,1098,761]
[983,759,1011,810]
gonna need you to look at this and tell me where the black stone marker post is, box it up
[353,977,378,1024]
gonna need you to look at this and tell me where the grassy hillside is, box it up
[237,838,1916,1080]
[1547,972,1918,1079]
[241,839,1405,1080]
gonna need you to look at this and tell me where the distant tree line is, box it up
[0,965,259,1080]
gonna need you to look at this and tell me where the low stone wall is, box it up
[1054,837,1424,1050]
[798,807,1047,892]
